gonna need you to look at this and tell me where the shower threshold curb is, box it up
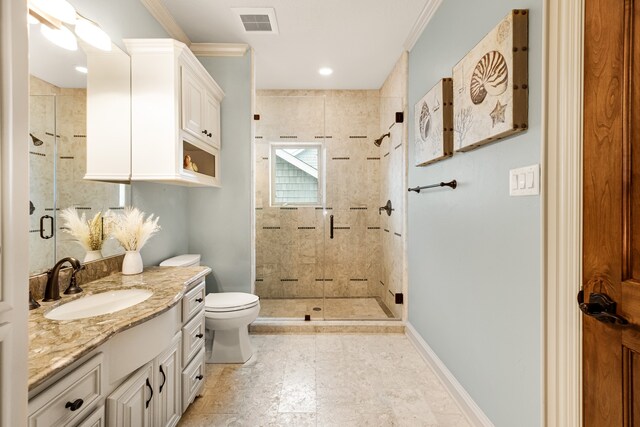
[249,319,405,334]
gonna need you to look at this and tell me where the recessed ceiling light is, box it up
[318,67,333,76]
[75,66,88,74]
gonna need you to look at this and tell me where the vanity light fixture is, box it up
[30,0,77,24]
[75,66,88,74]
[75,14,112,52]
[28,0,112,53]
[40,24,78,51]
[318,67,333,76]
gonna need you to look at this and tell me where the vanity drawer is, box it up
[28,353,104,427]
[182,311,205,365]
[76,405,105,427]
[181,348,205,413]
[182,280,205,323]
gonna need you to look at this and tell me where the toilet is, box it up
[160,254,260,364]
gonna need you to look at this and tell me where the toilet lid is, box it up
[205,292,259,312]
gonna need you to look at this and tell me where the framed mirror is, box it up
[28,22,131,276]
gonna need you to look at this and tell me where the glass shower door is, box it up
[29,95,56,275]
[254,95,327,319]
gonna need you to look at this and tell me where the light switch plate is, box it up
[509,164,539,196]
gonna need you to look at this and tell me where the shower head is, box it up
[30,133,44,146]
[373,132,390,147]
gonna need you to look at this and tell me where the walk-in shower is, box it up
[253,90,406,321]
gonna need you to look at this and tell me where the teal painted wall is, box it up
[407,2,542,425]
[188,54,253,293]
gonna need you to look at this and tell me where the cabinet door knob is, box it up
[195,298,203,303]
[202,129,208,134]
[196,374,204,381]
[207,132,212,137]
[195,333,204,339]
[65,398,84,411]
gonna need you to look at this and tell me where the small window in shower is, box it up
[270,144,323,206]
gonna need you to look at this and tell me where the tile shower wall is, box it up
[29,76,124,274]
[254,91,386,303]
[379,53,408,319]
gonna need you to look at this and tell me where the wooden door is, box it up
[583,0,640,425]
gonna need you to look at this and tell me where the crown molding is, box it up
[190,43,250,57]
[139,0,191,45]
[403,0,443,51]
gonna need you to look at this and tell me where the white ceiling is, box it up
[162,0,428,89]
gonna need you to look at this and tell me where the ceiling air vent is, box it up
[232,8,279,34]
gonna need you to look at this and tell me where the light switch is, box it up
[509,164,540,196]
[526,172,534,188]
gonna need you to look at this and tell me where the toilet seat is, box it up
[205,292,259,313]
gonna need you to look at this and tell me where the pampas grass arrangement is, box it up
[59,208,106,251]
[111,207,161,251]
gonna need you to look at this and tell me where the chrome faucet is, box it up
[43,257,84,302]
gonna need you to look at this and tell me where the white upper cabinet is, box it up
[84,48,132,182]
[124,39,224,187]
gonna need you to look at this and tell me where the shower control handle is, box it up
[330,215,334,239]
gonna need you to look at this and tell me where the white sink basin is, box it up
[45,289,153,321]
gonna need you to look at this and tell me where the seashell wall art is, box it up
[414,78,453,166]
[452,9,528,152]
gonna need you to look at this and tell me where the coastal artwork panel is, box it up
[414,78,453,166]
[452,9,529,152]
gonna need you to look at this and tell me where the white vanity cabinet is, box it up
[106,332,182,427]
[125,39,224,187]
[28,354,105,427]
[181,280,206,412]
[106,362,154,427]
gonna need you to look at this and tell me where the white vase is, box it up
[84,250,103,262]
[122,250,143,275]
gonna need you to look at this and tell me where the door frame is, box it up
[0,0,30,425]
[542,0,584,425]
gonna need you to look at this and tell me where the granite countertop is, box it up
[28,266,211,391]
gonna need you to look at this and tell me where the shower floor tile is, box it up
[258,297,393,320]
[178,334,470,427]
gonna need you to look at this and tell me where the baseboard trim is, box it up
[405,322,494,427]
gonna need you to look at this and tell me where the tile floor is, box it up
[178,334,470,426]
[258,298,394,320]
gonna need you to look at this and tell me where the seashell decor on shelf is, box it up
[452,9,529,152]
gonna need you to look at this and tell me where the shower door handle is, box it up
[40,215,54,239]
[330,215,334,239]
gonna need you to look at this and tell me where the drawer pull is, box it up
[195,298,203,303]
[195,333,204,339]
[65,398,84,411]
[145,378,153,409]
[195,374,203,381]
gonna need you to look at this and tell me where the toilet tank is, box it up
[159,254,201,267]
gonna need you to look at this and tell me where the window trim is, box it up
[269,142,324,207]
